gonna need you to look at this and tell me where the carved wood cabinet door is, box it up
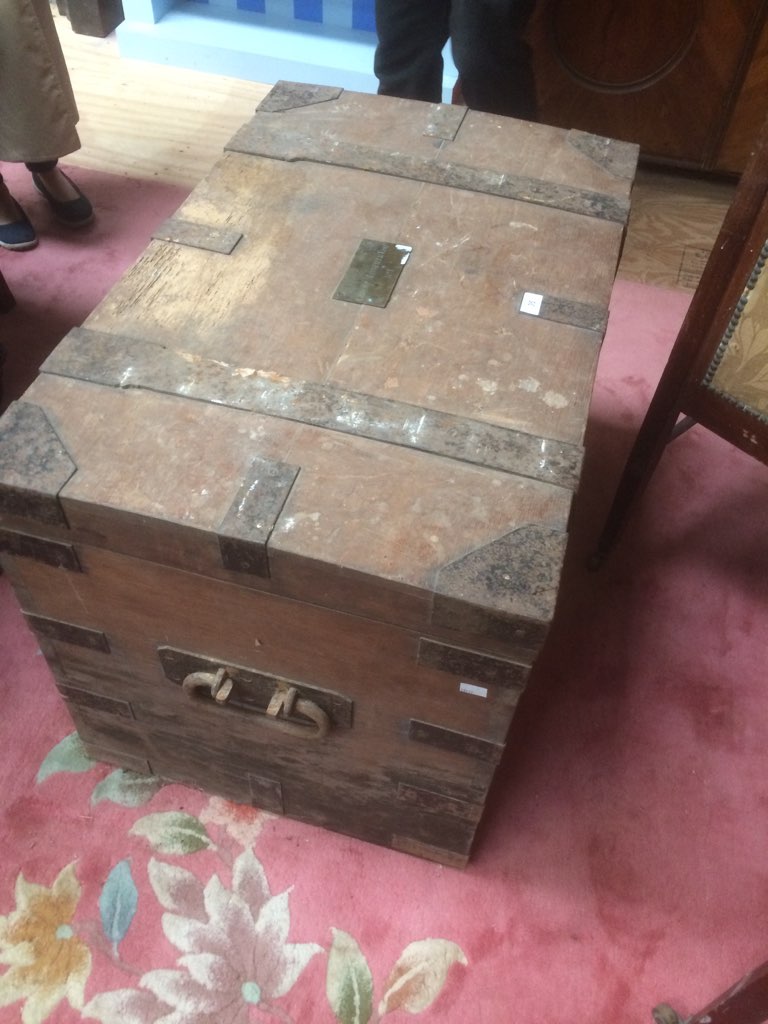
[529,0,768,172]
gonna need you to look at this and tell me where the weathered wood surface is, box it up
[78,144,619,449]
[3,378,573,647]
[5,545,526,747]
[235,82,637,214]
[44,328,585,490]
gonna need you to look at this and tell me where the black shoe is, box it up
[0,199,38,250]
[32,170,94,227]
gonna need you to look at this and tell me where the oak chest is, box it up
[0,83,637,867]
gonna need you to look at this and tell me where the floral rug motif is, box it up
[0,735,467,1024]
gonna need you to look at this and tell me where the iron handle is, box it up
[182,668,234,703]
[181,671,330,740]
[265,682,330,739]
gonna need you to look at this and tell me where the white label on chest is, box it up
[459,681,489,698]
[520,291,544,316]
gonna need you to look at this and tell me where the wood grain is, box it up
[56,15,269,187]
[618,169,735,289]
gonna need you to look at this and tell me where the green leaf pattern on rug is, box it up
[16,734,469,1023]
[378,939,468,1016]
[326,930,468,1024]
[36,731,95,783]
[129,811,214,854]
[99,860,139,949]
[327,928,375,1024]
[92,770,165,808]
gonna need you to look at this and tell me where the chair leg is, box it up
[652,959,768,1024]
[589,401,680,568]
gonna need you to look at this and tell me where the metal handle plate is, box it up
[181,669,330,740]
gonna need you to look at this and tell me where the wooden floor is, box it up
[57,14,736,292]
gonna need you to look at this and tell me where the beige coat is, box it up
[0,0,81,163]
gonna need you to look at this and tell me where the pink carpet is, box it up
[0,162,189,410]
[1,166,768,1024]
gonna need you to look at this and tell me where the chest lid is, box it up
[0,83,637,651]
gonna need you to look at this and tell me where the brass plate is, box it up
[333,239,412,307]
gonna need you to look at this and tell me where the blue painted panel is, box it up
[121,0,176,20]
[237,0,265,11]
[352,0,374,32]
[294,0,322,21]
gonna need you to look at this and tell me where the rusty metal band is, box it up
[434,525,567,628]
[417,637,528,693]
[0,528,81,571]
[226,123,630,223]
[58,684,133,718]
[566,129,638,178]
[257,82,467,142]
[396,781,484,823]
[389,835,471,868]
[518,291,609,333]
[218,455,300,577]
[0,402,76,526]
[408,719,504,764]
[44,328,583,491]
[151,217,243,254]
[26,613,111,653]
[256,82,343,113]
[248,773,285,814]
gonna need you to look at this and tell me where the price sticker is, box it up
[520,291,543,316]
[459,681,489,698]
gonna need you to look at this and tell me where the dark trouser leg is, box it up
[0,160,58,186]
[25,160,59,173]
[450,0,538,119]
[374,0,451,102]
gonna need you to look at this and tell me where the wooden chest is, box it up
[0,83,636,867]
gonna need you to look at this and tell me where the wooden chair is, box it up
[591,105,768,1024]
[592,113,768,564]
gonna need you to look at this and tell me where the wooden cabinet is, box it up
[528,0,768,173]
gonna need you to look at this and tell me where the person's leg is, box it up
[25,159,93,226]
[374,0,452,103]
[26,159,81,203]
[0,173,17,224]
[450,0,538,119]
[0,168,38,250]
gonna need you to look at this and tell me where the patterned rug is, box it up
[1,166,767,1024]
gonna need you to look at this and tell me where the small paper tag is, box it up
[520,291,543,316]
[459,681,489,698]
